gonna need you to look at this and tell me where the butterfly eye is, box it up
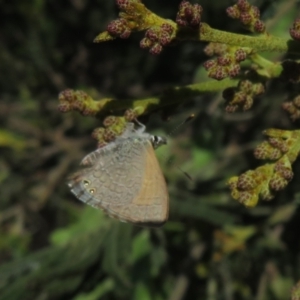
[89,188,95,194]
[83,180,90,187]
[151,135,167,149]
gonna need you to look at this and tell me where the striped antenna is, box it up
[166,114,195,181]
[166,114,195,139]
[135,114,195,181]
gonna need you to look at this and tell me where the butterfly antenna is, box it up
[167,114,195,181]
[166,114,195,139]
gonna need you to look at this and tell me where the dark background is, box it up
[1,0,300,299]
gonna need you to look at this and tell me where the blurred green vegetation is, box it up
[1,0,300,299]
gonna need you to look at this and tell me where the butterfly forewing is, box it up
[68,135,168,227]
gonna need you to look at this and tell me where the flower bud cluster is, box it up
[204,43,228,57]
[58,89,97,116]
[140,23,175,55]
[223,79,265,112]
[107,19,131,39]
[203,45,249,80]
[105,0,147,39]
[116,0,131,10]
[92,115,132,148]
[176,1,203,28]
[228,129,300,207]
[282,95,300,121]
[290,18,300,41]
[226,0,265,33]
